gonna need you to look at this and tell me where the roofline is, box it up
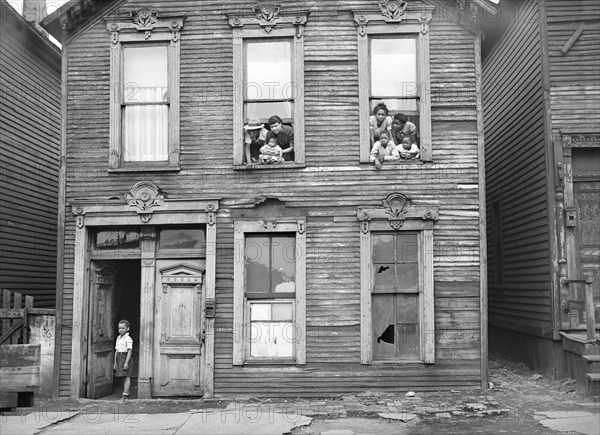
[1,0,61,57]
[40,0,499,42]
[39,0,80,41]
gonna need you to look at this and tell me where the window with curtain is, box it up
[122,45,169,162]
[107,14,183,171]
[244,40,294,124]
[370,37,420,130]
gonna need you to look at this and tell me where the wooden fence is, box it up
[1,289,34,345]
[0,289,42,409]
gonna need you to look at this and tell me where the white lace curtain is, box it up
[123,87,168,162]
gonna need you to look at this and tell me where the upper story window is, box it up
[228,5,308,168]
[106,8,184,171]
[354,3,434,164]
[123,45,169,162]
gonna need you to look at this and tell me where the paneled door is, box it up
[153,260,205,396]
[87,262,116,399]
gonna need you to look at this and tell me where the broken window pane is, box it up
[372,294,396,359]
[372,232,421,360]
[373,263,396,293]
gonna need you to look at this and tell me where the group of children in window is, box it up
[369,102,420,169]
[242,103,419,167]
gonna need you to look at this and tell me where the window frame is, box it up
[106,11,184,172]
[228,10,308,167]
[358,194,437,364]
[233,220,306,365]
[353,5,434,163]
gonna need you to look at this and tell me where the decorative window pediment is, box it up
[357,193,438,232]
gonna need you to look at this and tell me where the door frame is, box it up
[69,182,218,399]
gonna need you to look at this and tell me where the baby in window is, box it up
[370,130,399,169]
[259,136,284,164]
[398,135,420,160]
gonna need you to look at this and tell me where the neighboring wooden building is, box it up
[0,0,61,307]
[41,0,495,399]
[482,0,600,394]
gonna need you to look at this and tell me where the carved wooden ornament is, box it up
[126,181,164,222]
[379,0,407,22]
[357,193,438,231]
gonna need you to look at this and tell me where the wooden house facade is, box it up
[0,0,61,308]
[482,0,600,394]
[42,0,494,399]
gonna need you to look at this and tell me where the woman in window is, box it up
[265,115,294,162]
[391,113,418,146]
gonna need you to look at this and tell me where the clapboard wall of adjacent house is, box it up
[55,0,485,397]
[0,2,61,307]
[482,0,553,336]
[545,0,600,135]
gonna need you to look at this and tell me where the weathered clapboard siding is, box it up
[546,0,600,135]
[0,1,61,308]
[482,0,553,336]
[53,0,486,397]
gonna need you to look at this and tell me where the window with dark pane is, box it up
[372,232,420,360]
[245,234,296,297]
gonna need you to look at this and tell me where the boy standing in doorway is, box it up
[114,319,133,401]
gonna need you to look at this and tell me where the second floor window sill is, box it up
[108,164,181,173]
[233,162,307,171]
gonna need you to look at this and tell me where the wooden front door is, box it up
[87,262,117,399]
[153,260,205,396]
[574,175,600,324]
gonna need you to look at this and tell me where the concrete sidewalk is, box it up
[1,394,598,435]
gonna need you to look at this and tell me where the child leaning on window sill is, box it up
[369,130,399,169]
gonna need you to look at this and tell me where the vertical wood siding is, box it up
[482,0,553,336]
[0,7,61,308]
[546,0,600,135]
[58,0,484,397]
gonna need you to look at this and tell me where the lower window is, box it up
[372,232,421,361]
[233,222,306,365]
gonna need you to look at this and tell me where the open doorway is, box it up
[86,260,140,399]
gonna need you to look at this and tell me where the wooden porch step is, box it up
[583,355,600,362]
